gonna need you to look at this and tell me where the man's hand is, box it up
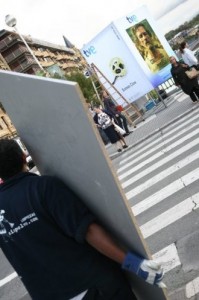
[122,252,166,288]
[85,224,166,288]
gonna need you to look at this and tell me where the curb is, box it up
[109,104,199,160]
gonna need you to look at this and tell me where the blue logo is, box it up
[82,46,96,57]
[126,15,138,24]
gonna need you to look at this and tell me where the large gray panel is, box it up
[0,70,168,300]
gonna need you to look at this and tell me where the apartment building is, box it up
[0,30,87,140]
[0,29,86,75]
[0,52,10,70]
[0,107,17,138]
[0,53,17,139]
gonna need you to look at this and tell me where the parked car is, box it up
[159,89,168,99]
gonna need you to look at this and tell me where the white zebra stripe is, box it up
[140,192,199,238]
[186,277,199,298]
[118,119,199,174]
[119,110,199,167]
[0,272,17,287]
[122,138,199,189]
[152,243,181,273]
[119,128,199,180]
[132,167,199,216]
[126,150,199,199]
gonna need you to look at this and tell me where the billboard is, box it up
[114,5,174,87]
[81,5,175,103]
[81,25,153,104]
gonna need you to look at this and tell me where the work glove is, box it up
[122,252,166,288]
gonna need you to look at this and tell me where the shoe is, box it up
[123,132,130,137]
[123,145,128,149]
[124,131,133,136]
[117,149,122,152]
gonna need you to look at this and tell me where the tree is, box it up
[35,68,100,104]
[65,71,99,103]
[165,13,199,41]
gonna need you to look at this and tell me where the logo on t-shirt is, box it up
[0,209,14,242]
[0,210,39,242]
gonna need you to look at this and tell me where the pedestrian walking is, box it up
[170,56,199,103]
[93,105,128,152]
[88,103,110,145]
[0,139,165,300]
[179,42,198,67]
[101,90,132,136]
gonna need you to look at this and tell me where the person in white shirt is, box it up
[179,42,198,67]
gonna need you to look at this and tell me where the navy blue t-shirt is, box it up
[0,172,119,300]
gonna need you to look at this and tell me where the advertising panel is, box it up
[114,5,175,87]
[81,25,153,104]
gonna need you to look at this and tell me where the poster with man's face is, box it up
[126,19,170,73]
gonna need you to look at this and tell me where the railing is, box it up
[14,59,38,72]
[158,78,175,93]
[5,47,27,63]
[0,35,18,50]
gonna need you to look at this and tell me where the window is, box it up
[18,57,27,64]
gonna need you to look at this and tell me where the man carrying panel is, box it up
[0,139,165,300]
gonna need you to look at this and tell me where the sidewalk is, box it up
[105,91,199,160]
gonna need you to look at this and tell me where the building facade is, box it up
[0,53,17,139]
[0,29,87,76]
[0,30,87,140]
[0,107,17,138]
[0,52,10,70]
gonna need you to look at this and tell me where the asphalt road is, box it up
[114,106,199,299]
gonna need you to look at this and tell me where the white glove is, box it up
[122,252,166,288]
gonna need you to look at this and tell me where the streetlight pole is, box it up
[5,14,44,71]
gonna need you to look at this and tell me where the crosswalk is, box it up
[116,106,199,296]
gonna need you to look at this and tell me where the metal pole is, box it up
[156,88,167,108]
[14,26,44,71]
[86,64,103,105]
[91,78,101,102]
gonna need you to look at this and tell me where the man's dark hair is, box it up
[0,139,24,180]
[179,41,186,54]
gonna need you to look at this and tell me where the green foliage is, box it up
[171,44,180,51]
[147,89,158,100]
[35,69,99,103]
[65,71,98,103]
[165,13,199,40]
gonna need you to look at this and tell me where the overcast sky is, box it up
[0,0,198,49]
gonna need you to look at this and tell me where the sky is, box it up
[0,0,198,49]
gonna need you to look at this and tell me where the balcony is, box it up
[0,35,18,51]
[13,58,39,73]
[5,47,28,63]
